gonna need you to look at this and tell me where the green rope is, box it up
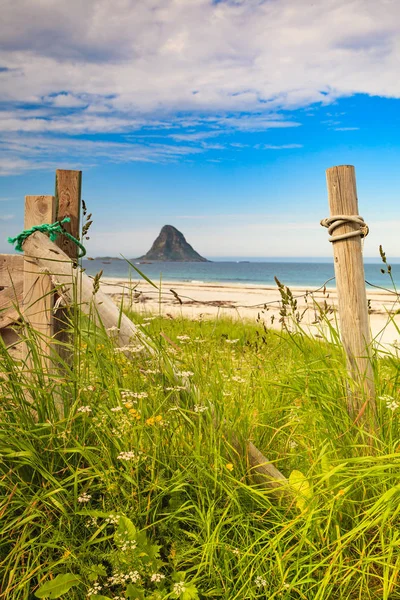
[8,217,86,258]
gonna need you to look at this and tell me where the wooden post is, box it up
[54,170,82,359]
[23,196,56,367]
[325,165,375,420]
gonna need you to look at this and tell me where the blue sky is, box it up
[1,0,400,258]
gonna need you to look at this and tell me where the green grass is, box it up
[1,308,400,599]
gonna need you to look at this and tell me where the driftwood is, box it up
[22,230,289,493]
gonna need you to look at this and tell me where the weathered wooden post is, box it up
[23,195,56,369]
[322,165,375,422]
[53,169,82,360]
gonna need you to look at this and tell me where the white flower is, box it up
[77,405,92,413]
[288,440,298,449]
[105,513,120,525]
[231,376,246,383]
[117,451,137,461]
[194,404,209,413]
[106,326,120,333]
[120,539,137,552]
[143,369,158,374]
[173,582,186,595]
[87,581,102,596]
[379,395,399,411]
[77,491,92,503]
[222,392,232,397]
[225,338,239,344]
[255,575,267,588]
[151,573,166,583]
[143,316,156,322]
[176,371,194,378]
[166,386,186,391]
[177,335,191,341]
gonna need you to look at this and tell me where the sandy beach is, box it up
[100,277,400,349]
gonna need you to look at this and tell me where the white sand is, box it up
[99,277,400,349]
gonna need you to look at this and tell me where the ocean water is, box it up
[81,258,400,290]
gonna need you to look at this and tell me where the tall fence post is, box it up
[53,169,82,360]
[23,195,56,369]
[324,165,375,422]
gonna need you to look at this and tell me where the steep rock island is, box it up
[138,225,208,262]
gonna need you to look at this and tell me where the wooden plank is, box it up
[325,165,375,421]
[54,170,82,359]
[55,169,82,262]
[0,254,24,328]
[23,196,56,365]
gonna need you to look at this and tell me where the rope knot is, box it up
[8,217,86,258]
[320,215,369,243]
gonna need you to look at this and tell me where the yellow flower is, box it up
[146,416,155,426]
[155,415,163,423]
[124,402,133,409]
[226,463,234,472]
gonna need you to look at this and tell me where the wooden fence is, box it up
[0,164,376,425]
[0,169,82,361]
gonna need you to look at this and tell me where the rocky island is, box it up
[138,225,208,262]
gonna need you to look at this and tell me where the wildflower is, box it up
[105,514,120,525]
[85,516,98,528]
[143,369,158,374]
[231,376,246,383]
[77,405,92,413]
[106,325,120,333]
[194,404,208,413]
[108,570,140,585]
[288,440,298,449]
[222,391,232,397]
[82,385,95,392]
[129,408,141,420]
[173,582,186,595]
[177,335,191,341]
[379,395,399,411]
[166,386,186,391]
[87,582,102,596]
[143,316,156,322]
[121,390,148,400]
[231,548,240,555]
[77,491,92,503]
[254,575,267,588]
[120,539,137,552]
[226,463,234,472]
[117,451,137,461]
[225,338,239,344]
[176,370,194,378]
[151,573,166,583]
[111,406,123,412]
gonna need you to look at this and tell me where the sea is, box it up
[82,257,400,290]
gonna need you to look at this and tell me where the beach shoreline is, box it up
[99,276,400,347]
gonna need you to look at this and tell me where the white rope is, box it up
[320,215,369,243]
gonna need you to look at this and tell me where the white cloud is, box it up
[1,0,400,172]
[0,133,204,175]
[255,144,303,149]
[1,0,400,114]
[334,126,360,131]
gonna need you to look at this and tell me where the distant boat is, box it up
[139,261,152,264]
[102,261,111,264]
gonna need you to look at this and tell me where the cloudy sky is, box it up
[1,0,400,258]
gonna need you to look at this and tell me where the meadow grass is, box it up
[0,305,400,599]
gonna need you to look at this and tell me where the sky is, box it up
[1,0,400,259]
